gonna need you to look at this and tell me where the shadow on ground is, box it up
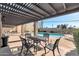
[18,50,34,56]
[65,49,78,56]
[17,46,43,56]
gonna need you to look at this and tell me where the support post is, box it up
[21,24,25,35]
[0,13,2,47]
[21,25,23,35]
[34,21,38,36]
[16,25,22,34]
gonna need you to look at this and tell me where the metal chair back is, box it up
[25,33,31,38]
[43,32,49,44]
[53,37,61,50]
[20,36,29,48]
[43,32,49,38]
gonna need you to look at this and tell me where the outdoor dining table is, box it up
[27,36,47,54]
[27,36,46,42]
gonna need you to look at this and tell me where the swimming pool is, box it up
[38,32,64,38]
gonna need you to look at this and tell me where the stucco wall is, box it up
[2,22,34,34]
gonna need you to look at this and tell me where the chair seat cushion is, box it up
[46,43,54,50]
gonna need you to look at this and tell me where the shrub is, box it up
[73,29,79,54]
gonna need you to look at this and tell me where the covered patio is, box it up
[0,3,79,56]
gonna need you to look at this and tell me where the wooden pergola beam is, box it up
[63,3,67,11]
[16,3,45,18]
[1,3,40,19]
[48,3,57,14]
[32,3,51,16]
[0,7,34,20]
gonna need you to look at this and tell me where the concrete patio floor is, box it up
[7,34,78,56]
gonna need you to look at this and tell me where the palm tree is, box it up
[73,25,76,28]
[52,24,53,28]
[40,21,43,28]
[57,25,60,28]
[57,24,68,29]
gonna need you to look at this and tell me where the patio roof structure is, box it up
[0,3,79,26]
[0,3,79,56]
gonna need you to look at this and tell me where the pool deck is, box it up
[7,33,78,56]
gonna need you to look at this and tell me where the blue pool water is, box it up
[38,32,64,38]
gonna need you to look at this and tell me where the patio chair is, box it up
[43,32,49,43]
[25,33,42,55]
[33,39,41,54]
[25,33,33,44]
[44,37,61,56]
[19,36,34,55]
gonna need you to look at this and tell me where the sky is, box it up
[39,12,79,28]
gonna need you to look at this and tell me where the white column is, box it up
[34,21,38,36]
[0,13,2,47]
